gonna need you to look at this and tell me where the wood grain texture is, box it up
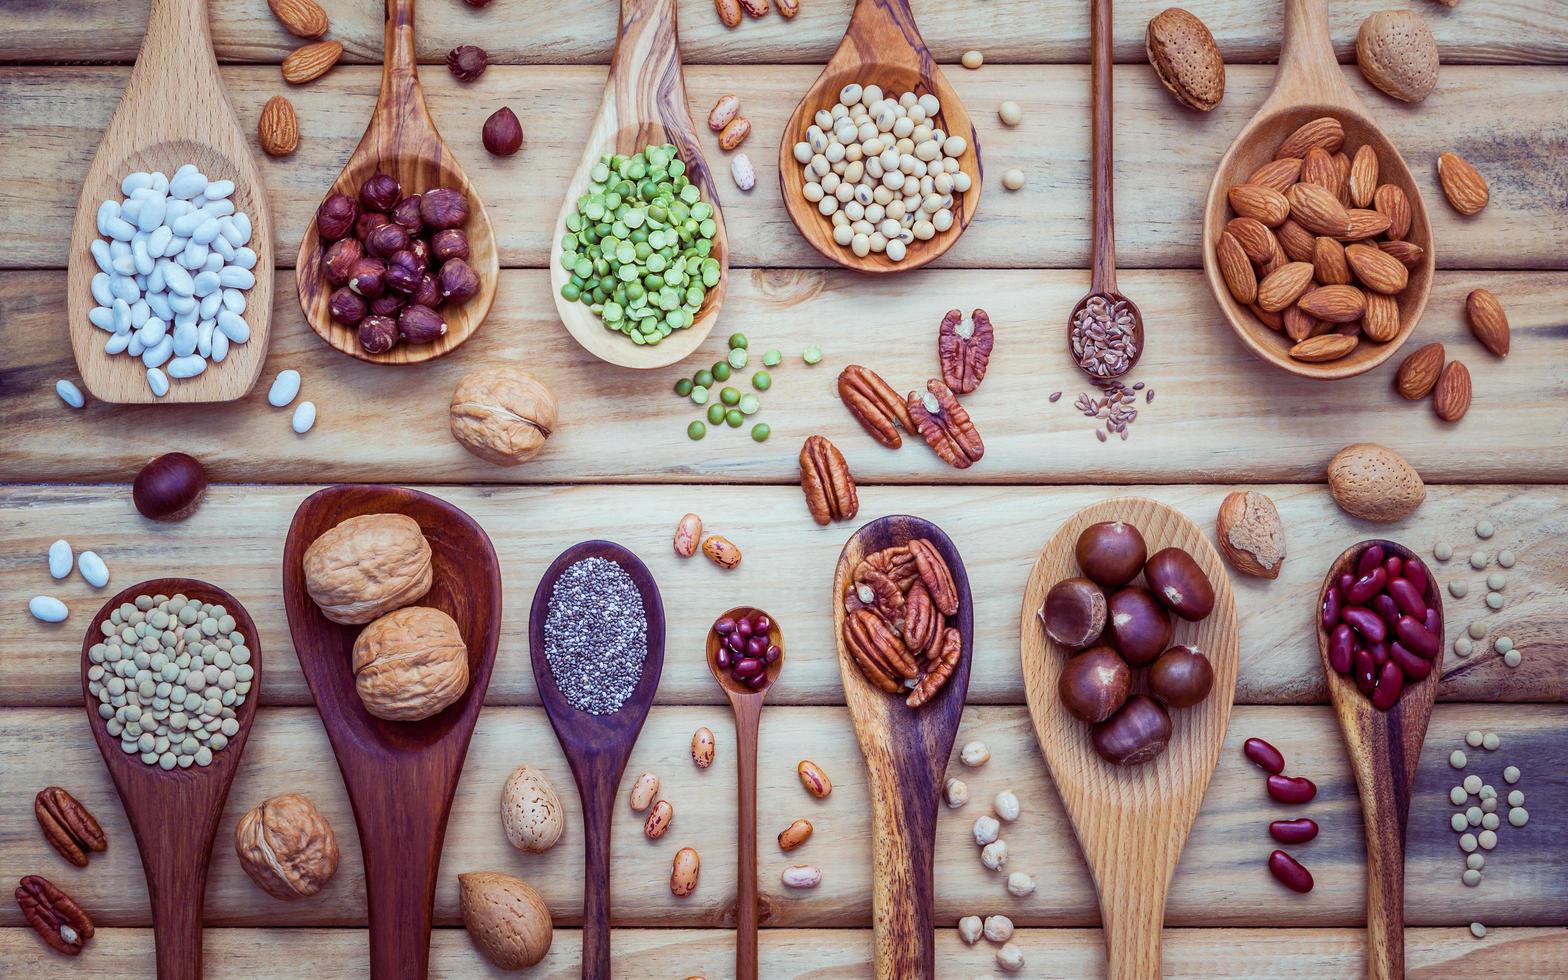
[832,516,972,977]
[293,0,499,364]
[280,485,502,979]
[64,0,273,403]
[1021,498,1239,978]
[5,66,1566,272]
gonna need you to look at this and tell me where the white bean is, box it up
[292,400,317,434]
[55,379,85,409]
[48,539,74,578]
[29,596,69,623]
[79,551,110,588]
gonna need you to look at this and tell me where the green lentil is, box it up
[706,403,726,425]
[720,386,741,406]
[711,361,732,382]
[752,370,772,391]
[727,348,748,370]
[739,393,760,415]
[694,369,714,388]
[802,344,823,364]
[675,378,694,397]
[687,420,707,440]
[725,408,744,428]
[762,349,782,367]
[690,385,709,405]
[751,422,770,442]
[729,333,749,350]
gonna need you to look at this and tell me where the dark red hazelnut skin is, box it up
[1075,521,1148,588]
[321,237,363,287]
[407,237,432,270]
[1058,645,1132,723]
[1106,587,1173,666]
[358,173,401,212]
[366,221,411,259]
[438,257,481,304]
[347,257,387,299]
[132,452,208,522]
[1092,695,1172,767]
[1148,645,1214,708]
[482,106,524,156]
[1145,547,1216,621]
[398,304,448,344]
[328,287,368,326]
[369,293,405,318]
[357,315,400,354]
[384,261,421,296]
[315,194,357,242]
[355,210,390,241]
[420,187,470,230]
[1041,577,1107,649]
[391,194,423,235]
[431,228,470,262]
[412,274,441,309]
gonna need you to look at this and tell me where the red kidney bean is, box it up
[1357,545,1385,576]
[736,618,754,638]
[754,615,772,633]
[1341,607,1386,644]
[716,647,732,669]
[1346,567,1387,605]
[746,672,767,689]
[1423,606,1441,637]
[727,631,747,653]
[1269,818,1320,844]
[764,644,782,664]
[1372,594,1402,632]
[1354,647,1377,695]
[714,617,736,635]
[1321,586,1342,632]
[1371,660,1405,710]
[1383,554,1403,580]
[1387,577,1426,618]
[1328,624,1354,674]
[1338,572,1354,593]
[1404,557,1429,595]
[1369,641,1389,669]
[1395,616,1439,657]
[734,657,763,678]
[1267,774,1317,805]
[1268,850,1315,893]
[746,636,768,657]
[1244,737,1286,774]
[1390,641,1432,679]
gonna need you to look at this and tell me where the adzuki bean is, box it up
[1267,774,1317,805]
[1243,737,1285,775]
[1269,818,1320,844]
[1268,849,1315,893]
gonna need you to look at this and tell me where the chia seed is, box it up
[543,557,649,715]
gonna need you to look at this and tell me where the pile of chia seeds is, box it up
[543,557,649,715]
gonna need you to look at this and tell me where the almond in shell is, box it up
[1256,261,1315,313]
[1465,288,1510,357]
[1433,360,1472,422]
[1394,341,1444,399]
[1298,284,1366,323]
[1216,232,1257,304]
[1356,10,1440,104]
[1145,8,1226,112]
[1437,152,1489,215]
[1216,490,1286,579]
[282,40,342,85]
[1327,443,1425,521]
[1345,243,1408,294]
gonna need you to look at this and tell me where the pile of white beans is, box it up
[87,165,257,397]
[791,84,972,263]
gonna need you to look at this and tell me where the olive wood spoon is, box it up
[1068,0,1144,380]
[295,0,498,364]
[1316,539,1441,980]
[529,540,666,979]
[82,578,262,980]
[67,0,273,403]
[778,0,982,274]
[1202,0,1435,380]
[831,515,971,978]
[705,606,784,980]
[1019,497,1238,980]
[282,485,502,980]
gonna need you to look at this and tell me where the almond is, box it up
[1283,304,1320,341]
[1251,304,1285,331]
[1313,237,1351,285]
[1394,342,1444,399]
[1373,184,1412,239]
[1260,242,1290,277]
[1216,490,1286,579]
[1216,232,1257,305]
[1465,288,1510,357]
[1348,146,1379,207]
[1276,117,1344,160]
[1145,8,1226,112]
[1328,443,1425,522]
[1300,147,1340,195]
[1290,333,1358,362]
[1226,217,1277,265]
[1287,183,1352,237]
[1356,9,1440,104]
[1433,360,1472,422]
[1256,261,1315,313]
[1249,158,1302,194]
[1333,152,1353,205]
[1363,290,1402,342]
[1378,239,1425,269]
[1344,208,1393,240]
[1345,243,1408,294]
[257,95,300,157]
[1298,284,1366,323]
[282,40,342,85]
[1437,152,1489,215]
[1275,219,1317,263]
[1228,184,1290,226]
[267,0,328,38]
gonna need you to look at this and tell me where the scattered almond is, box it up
[1433,360,1472,422]
[268,0,329,38]
[1290,333,1358,362]
[1348,146,1379,207]
[1216,232,1257,304]
[282,40,343,85]
[1465,288,1510,357]
[1145,7,1226,112]
[1328,443,1426,522]
[1345,243,1408,294]
[258,95,300,157]
[1216,490,1286,579]
[1276,117,1344,160]
[1394,342,1444,399]
[1437,152,1489,215]
[1356,9,1440,103]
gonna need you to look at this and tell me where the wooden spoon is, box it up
[528,540,666,978]
[704,606,784,980]
[831,516,971,978]
[778,0,983,274]
[81,578,261,979]
[66,0,273,403]
[1020,497,1238,980]
[1316,539,1441,980]
[1068,0,1144,380]
[281,485,502,980]
[295,0,499,364]
[548,0,728,369]
[1202,0,1436,380]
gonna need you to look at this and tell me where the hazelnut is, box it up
[420,187,470,230]
[439,257,482,305]
[328,286,367,325]
[358,315,400,354]
[1057,645,1131,723]
[1105,586,1173,666]
[483,106,524,156]
[315,193,357,241]
[447,44,488,83]
[132,452,207,521]
[358,172,401,213]
[347,257,387,298]
[355,209,390,241]
[302,513,433,623]
[322,237,363,286]
[1092,695,1172,766]
[407,237,432,270]
[1040,577,1107,648]
[389,248,423,274]
[432,228,471,262]
[1075,520,1148,588]
[369,293,405,318]
[352,605,469,721]
[1144,547,1216,621]
[1148,644,1214,708]
[413,274,441,309]
[384,260,421,296]
[234,793,339,900]
[449,367,558,466]
[391,194,424,235]
[399,304,448,344]
[366,221,411,259]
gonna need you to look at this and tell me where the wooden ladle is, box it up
[1068,0,1143,381]
[705,606,784,980]
[778,0,983,274]
[831,516,972,978]
[1202,0,1436,379]
[81,578,261,979]
[1020,497,1238,979]
[282,485,502,980]
[529,540,666,978]
[1316,539,1441,980]
[548,0,728,369]
[67,0,273,403]
[295,0,499,364]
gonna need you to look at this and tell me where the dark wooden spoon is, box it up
[282,485,502,980]
[831,515,971,978]
[705,606,783,980]
[529,540,666,979]
[1316,539,1442,980]
[81,577,261,980]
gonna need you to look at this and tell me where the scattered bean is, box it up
[291,400,316,434]
[1002,168,1026,191]
[961,50,984,69]
[983,914,1014,942]
[79,551,109,589]
[980,840,1008,870]
[1459,833,1477,852]
[691,725,715,767]
[1465,730,1483,747]
[1497,549,1516,568]
[944,777,969,808]
[670,847,700,896]
[1475,520,1494,539]
[629,771,659,811]
[1466,806,1482,826]
[1504,765,1521,784]
[993,790,1020,822]
[1482,733,1500,751]
[1267,850,1314,892]
[1467,853,1485,870]
[1495,635,1514,653]
[1469,550,1488,569]
[29,596,69,623]
[1508,807,1528,827]
[780,865,821,889]
[778,818,813,851]
[1450,750,1468,769]
[674,514,704,558]
[1449,786,1467,806]
[1450,813,1467,832]
[1243,737,1286,774]
[1468,622,1487,639]
[1478,829,1497,849]
[267,369,301,407]
[1485,592,1504,610]
[48,540,73,579]
[644,799,674,838]
[1508,789,1524,806]
[1455,636,1473,656]
[1006,871,1036,896]
[1503,650,1522,667]
[1480,784,1496,800]
[1450,580,1470,599]
[1481,812,1499,831]
[687,420,707,440]
[1266,774,1317,805]
[1486,572,1506,591]
[797,760,832,798]
[762,349,782,367]
[1470,922,1487,938]
[1463,868,1482,886]
[957,915,982,944]
[998,100,1022,127]
[996,942,1025,973]
[1433,542,1453,561]
[750,423,770,442]
[56,380,85,409]
[730,152,757,192]
[973,815,1000,846]
[960,740,990,767]
[1463,774,1482,794]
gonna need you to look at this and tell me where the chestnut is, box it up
[412,274,441,309]
[355,210,390,241]
[1040,577,1107,649]
[384,260,420,296]
[1105,586,1172,666]
[398,304,448,344]
[365,221,411,259]
[1057,645,1131,723]
[132,452,208,522]
[328,287,367,326]
[431,228,470,262]
[391,194,423,234]
[420,187,470,230]
[358,172,401,212]
[321,237,363,287]
[347,257,387,299]
[1091,695,1172,767]
[315,193,357,241]
[438,257,481,305]
[369,293,405,318]
[1144,547,1215,621]
[1075,521,1147,588]
[357,315,400,354]
[1148,645,1214,708]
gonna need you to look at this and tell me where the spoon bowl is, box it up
[1068,290,1145,380]
[705,605,784,698]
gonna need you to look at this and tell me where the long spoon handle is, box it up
[1268,0,1358,111]
[733,699,762,980]
[1089,0,1117,295]
[380,0,424,117]
[580,780,616,979]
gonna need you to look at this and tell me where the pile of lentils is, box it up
[86,593,252,770]
[1445,730,1530,891]
[673,333,825,441]
[543,557,649,715]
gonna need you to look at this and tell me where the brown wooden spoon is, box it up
[529,540,666,979]
[282,485,502,980]
[778,0,982,274]
[81,578,261,979]
[705,606,784,980]
[1316,539,1441,980]
[295,0,499,364]
[831,515,971,978]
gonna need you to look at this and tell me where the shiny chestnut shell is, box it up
[1091,695,1172,766]
[1148,645,1214,708]
[1058,645,1132,723]
[132,452,208,521]
[1041,577,1107,649]
[1105,586,1172,666]
[1075,521,1148,588]
[1145,547,1216,621]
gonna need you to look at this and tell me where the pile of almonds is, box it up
[258,0,342,156]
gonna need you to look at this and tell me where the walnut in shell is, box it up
[1215,490,1286,579]
[351,606,469,721]
[500,763,565,853]
[234,793,340,900]
[302,513,433,624]
[449,367,558,466]
[459,871,553,969]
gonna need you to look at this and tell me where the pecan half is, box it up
[852,564,906,625]
[938,309,995,394]
[838,364,913,448]
[907,380,985,469]
[799,435,859,525]
[34,787,106,868]
[862,545,918,591]
[903,583,941,658]
[907,627,962,708]
[844,609,918,691]
[909,538,959,616]
[16,875,93,956]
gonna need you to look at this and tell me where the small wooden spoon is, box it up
[529,540,666,978]
[1069,0,1144,381]
[81,578,261,980]
[548,0,728,369]
[282,485,502,980]
[778,0,983,274]
[831,516,972,978]
[1316,539,1441,980]
[705,606,784,980]
[295,0,499,364]
[1020,497,1238,980]
[67,0,273,403]
[1202,0,1436,380]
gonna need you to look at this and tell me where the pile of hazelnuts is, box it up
[316,174,480,355]
[1040,520,1217,767]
